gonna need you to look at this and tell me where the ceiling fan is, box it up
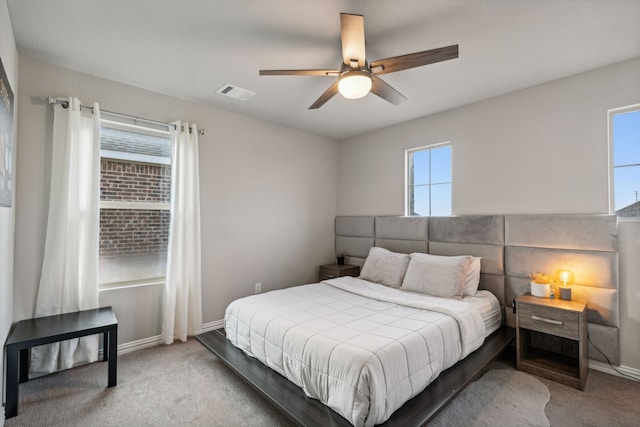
[259,13,459,109]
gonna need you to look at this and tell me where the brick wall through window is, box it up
[101,159,171,203]
[100,209,170,257]
[99,158,171,258]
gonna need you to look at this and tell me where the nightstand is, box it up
[516,293,588,390]
[319,264,360,281]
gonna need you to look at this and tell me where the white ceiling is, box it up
[7,0,640,140]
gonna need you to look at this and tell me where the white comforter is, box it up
[224,277,487,427]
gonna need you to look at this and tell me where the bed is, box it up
[197,214,620,426]
[223,248,502,427]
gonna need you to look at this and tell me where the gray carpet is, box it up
[5,339,640,426]
[430,369,550,427]
[5,340,292,426]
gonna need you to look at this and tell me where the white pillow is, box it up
[463,257,482,296]
[359,247,410,288]
[401,253,472,298]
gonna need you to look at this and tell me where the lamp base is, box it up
[560,287,572,301]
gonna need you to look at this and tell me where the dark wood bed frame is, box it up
[196,326,515,427]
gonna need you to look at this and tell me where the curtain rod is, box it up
[47,96,205,136]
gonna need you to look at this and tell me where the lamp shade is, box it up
[338,71,372,99]
[556,269,575,285]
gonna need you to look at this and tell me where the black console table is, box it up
[4,306,118,418]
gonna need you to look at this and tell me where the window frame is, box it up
[405,142,452,217]
[608,103,640,216]
[98,118,172,290]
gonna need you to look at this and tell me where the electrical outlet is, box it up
[255,282,262,294]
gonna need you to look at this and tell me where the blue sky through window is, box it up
[613,109,640,212]
[408,145,451,216]
[430,147,452,184]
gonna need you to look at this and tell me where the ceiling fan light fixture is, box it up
[260,14,458,109]
[338,71,372,99]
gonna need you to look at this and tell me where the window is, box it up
[610,105,640,217]
[99,120,172,289]
[406,143,452,216]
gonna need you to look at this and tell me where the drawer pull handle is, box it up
[531,315,563,325]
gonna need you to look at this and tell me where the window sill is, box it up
[99,279,165,292]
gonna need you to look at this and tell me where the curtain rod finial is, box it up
[48,96,69,108]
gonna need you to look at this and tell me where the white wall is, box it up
[13,56,338,344]
[339,59,640,216]
[337,58,640,370]
[0,0,17,423]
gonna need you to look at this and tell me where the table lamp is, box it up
[556,269,574,301]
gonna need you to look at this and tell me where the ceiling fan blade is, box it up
[309,81,340,109]
[340,13,366,67]
[370,75,407,105]
[260,69,340,76]
[370,45,458,75]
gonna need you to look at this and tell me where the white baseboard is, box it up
[201,319,224,332]
[97,320,224,358]
[589,359,640,381]
[118,335,165,355]
[98,334,164,358]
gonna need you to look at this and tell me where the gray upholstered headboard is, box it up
[335,215,620,364]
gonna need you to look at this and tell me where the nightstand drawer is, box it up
[319,264,360,282]
[320,272,337,281]
[518,303,580,340]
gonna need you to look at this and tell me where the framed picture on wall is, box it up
[0,54,14,207]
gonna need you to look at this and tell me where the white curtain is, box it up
[31,98,101,375]
[162,122,203,344]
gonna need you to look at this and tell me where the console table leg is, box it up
[5,349,19,418]
[107,327,117,387]
[19,348,29,383]
[103,331,109,362]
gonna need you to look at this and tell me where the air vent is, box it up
[216,84,256,101]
